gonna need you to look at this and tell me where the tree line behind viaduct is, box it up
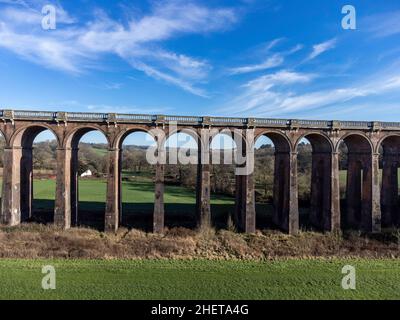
[0,110,399,235]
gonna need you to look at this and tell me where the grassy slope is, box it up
[0,259,399,299]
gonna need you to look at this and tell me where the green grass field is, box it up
[0,259,399,299]
[30,177,233,205]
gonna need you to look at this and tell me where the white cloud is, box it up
[262,38,284,51]
[145,50,211,80]
[130,61,209,97]
[0,22,89,73]
[103,83,123,90]
[228,40,303,75]
[229,54,283,75]
[243,70,313,94]
[221,70,400,117]
[0,1,75,24]
[365,11,400,38]
[222,70,314,114]
[0,0,28,6]
[0,1,238,96]
[286,44,303,54]
[308,38,336,60]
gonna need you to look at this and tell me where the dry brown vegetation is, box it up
[1,223,400,260]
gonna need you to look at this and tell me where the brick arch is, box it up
[376,133,400,154]
[335,132,373,153]
[113,127,164,232]
[10,124,60,148]
[210,128,238,147]
[64,125,110,149]
[5,124,60,225]
[61,125,110,230]
[163,127,203,150]
[377,134,400,227]
[253,130,296,233]
[114,127,158,150]
[255,130,292,153]
[337,132,379,232]
[294,132,333,153]
[0,127,7,145]
[294,132,335,231]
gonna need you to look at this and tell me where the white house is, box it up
[80,169,92,177]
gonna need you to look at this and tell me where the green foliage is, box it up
[78,144,107,177]
[32,140,58,171]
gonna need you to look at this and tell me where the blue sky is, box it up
[0,0,400,144]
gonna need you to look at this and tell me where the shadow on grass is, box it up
[28,199,341,233]
[30,199,275,231]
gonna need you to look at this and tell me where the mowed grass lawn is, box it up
[0,259,399,299]
[29,178,233,205]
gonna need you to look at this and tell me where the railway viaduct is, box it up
[0,109,399,234]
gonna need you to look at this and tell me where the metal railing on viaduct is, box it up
[0,109,400,234]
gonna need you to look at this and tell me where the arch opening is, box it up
[209,132,236,229]
[31,130,57,223]
[379,135,400,228]
[296,134,332,231]
[254,135,275,230]
[338,134,373,230]
[254,132,291,231]
[120,130,157,231]
[12,126,59,224]
[0,132,5,214]
[70,129,109,230]
[164,131,198,229]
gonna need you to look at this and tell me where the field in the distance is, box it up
[32,176,233,205]
[0,259,399,299]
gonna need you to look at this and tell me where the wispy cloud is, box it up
[130,61,209,97]
[103,82,123,90]
[229,54,283,75]
[262,38,284,51]
[228,40,303,75]
[365,11,400,38]
[221,69,400,117]
[307,38,336,60]
[0,0,239,96]
[221,70,314,114]
[0,0,28,6]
